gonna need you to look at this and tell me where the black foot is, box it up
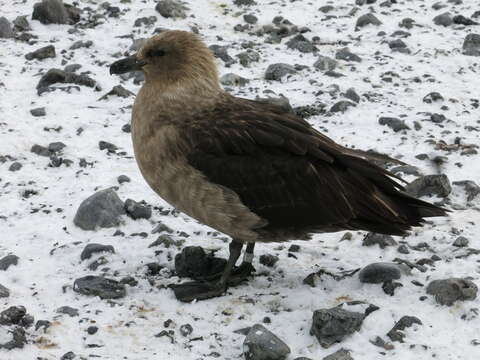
[189,262,255,285]
[172,281,227,302]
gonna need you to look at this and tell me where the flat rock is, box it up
[463,34,480,56]
[265,63,297,81]
[359,262,401,284]
[155,0,189,19]
[56,306,79,317]
[80,243,115,260]
[387,315,422,342]
[405,174,452,198]
[73,275,126,299]
[426,278,478,306]
[243,324,291,360]
[336,47,362,62]
[0,255,19,271]
[25,45,56,60]
[323,349,353,360]
[73,188,125,231]
[36,68,99,95]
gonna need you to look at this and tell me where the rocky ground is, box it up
[1,0,480,359]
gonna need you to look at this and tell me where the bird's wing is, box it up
[176,96,425,235]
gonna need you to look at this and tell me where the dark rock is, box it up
[0,17,14,39]
[293,104,326,118]
[73,188,125,231]
[87,326,98,335]
[234,0,256,5]
[64,63,81,73]
[120,276,138,287]
[453,180,480,201]
[0,284,10,298]
[265,63,297,81]
[179,324,193,337]
[175,246,227,278]
[426,278,478,305]
[73,275,126,299]
[30,107,46,117]
[25,45,56,61]
[99,140,118,153]
[32,0,80,25]
[363,233,397,248]
[423,92,443,103]
[388,39,407,49]
[35,320,51,332]
[378,117,410,132]
[356,13,382,30]
[70,40,93,50]
[0,255,19,271]
[243,14,258,24]
[330,100,356,113]
[359,263,401,284]
[236,50,260,67]
[124,199,152,220]
[399,17,415,29]
[430,113,446,123]
[387,316,422,342]
[433,12,453,26]
[155,0,189,19]
[56,306,79,317]
[323,349,353,360]
[48,141,66,153]
[310,307,364,348]
[314,55,338,71]
[134,16,157,27]
[0,327,26,350]
[336,47,362,62]
[286,34,317,53]
[453,236,469,247]
[36,69,99,95]
[463,34,480,56]
[146,262,163,276]
[81,243,115,261]
[209,45,235,66]
[382,280,403,296]
[0,306,26,326]
[8,162,22,172]
[220,73,250,86]
[244,324,291,360]
[60,351,76,360]
[344,88,360,103]
[117,175,131,184]
[319,5,335,13]
[259,254,279,267]
[405,174,452,198]
[453,15,478,25]
[13,16,30,31]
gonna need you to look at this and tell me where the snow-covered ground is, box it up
[1,0,480,359]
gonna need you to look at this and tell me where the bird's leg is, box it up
[173,240,243,302]
[227,242,256,286]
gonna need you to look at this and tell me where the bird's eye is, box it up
[147,49,166,57]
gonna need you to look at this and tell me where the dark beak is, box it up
[109,54,147,75]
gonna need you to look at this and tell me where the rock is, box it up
[356,13,382,30]
[362,233,397,248]
[243,324,291,360]
[387,316,422,342]
[378,117,410,132]
[433,12,453,26]
[382,280,403,296]
[319,5,335,13]
[73,188,125,231]
[60,351,76,360]
[117,175,131,184]
[155,0,188,19]
[64,64,81,73]
[234,0,256,5]
[388,39,407,50]
[344,88,360,103]
[56,306,79,317]
[323,349,353,360]
[0,284,10,298]
[99,140,118,153]
[36,68,99,95]
[8,162,22,172]
[405,174,452,198]
[453,180,480,201]
[236,50,260,67]
[359,263,401,284]
[80,243,115,261]
[48,141,66,153]
[310,307,365,348]
[134,16,157,27]
[335,47,362,62]
[259,254,279,267]
[257,96,293,113]
[124,199,152,220]
[220,73,250,86]
[25,45,56,61]
[453,15,478,26]
[0,255,19,271]
[330,100,356,113]
[453,236,469,247]
[426,278,478,305]
[87,326,99,334]
[209,45,235,66]
[314,55,338,71]
[99,85,134,100]
[265,63,297,81]
[70,40,93,50]
[35,320,51,332]
[423,92,444,103]
[31,144,51,156]
[430,113,446,123]
[0,327,27,350]
[286,34,317,53]
[243,14,258,24]
[32,0,79,25]
[13,16,30,31]
[73,275,126,299]
[463,34,480,56]
[0,17,14,39]
[179,324,193,337]
[0,306,26,326]
[175,246,227,278]
[30,107,46,117]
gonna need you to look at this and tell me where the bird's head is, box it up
[109,30,219,91]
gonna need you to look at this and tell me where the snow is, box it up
[1,0,480,359]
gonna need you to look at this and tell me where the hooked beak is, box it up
[109,54,147,75]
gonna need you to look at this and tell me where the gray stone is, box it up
[0,327,26,350]
[30,106,46,116]
[60,352,76,360]
[36,68,99,95]
[330,100,356,113]
[0,17,14,39]
[257,96,293,113]
[56,306,79,317]
[319,5,335,13]
[237,50,260,67]
[234,0,256,5]
[175,246,227,278]
[323,349,353,360]
[0,306,26,326]
[426,278,478,305]
[209,45,235,66]
[433,12,453,26]
[73,275,126,299]
[99,140,118,152]
[80,243,115,260]
[453,15,478,26]
[463,34,480,56]
[387,316,422,342]
[73,188,125,231]
[356,13,382,30]
[265,63,297,81]
[220,73,250,86]
[0,255,19,271]
[31,144,51,156]
[336,47,362,62]
[243,14,258,24]
[0,284,10,298]
[453,180,480,201]
[388,39,407,49]
[134,16,157,27]
[314,55,338,71]
[244,324,291,360]
[378,117,410,132]
[155,0,188,19]
[117,175,131,184]
[70,40,93,50]
[259,254,279,267]
[310,307,364,348]
[405,174,452,198]
[359,263,401,284]
[99,85,134,100]
[453,236,469,247]
[430,113,446,123]
[345,88,360,103]
[423,92,444,103]
[124,199,152,220]
[362,232,397,248]
[32,0,75,25]
[64,64,81,73]
[48,141,66,153]
[286,34,317,53]
[13,16,30,31]
[25,45,56,60]
[8,162,22,172]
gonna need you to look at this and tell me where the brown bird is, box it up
[110,30,448,302]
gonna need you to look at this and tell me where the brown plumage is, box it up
[110,30,448,301]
